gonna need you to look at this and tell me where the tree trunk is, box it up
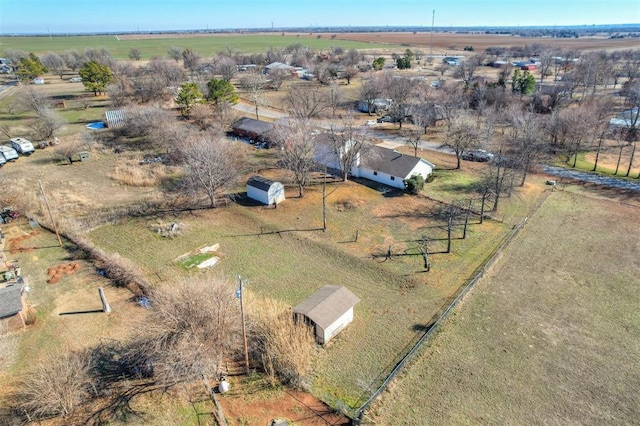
[298,184,304,198]
[593,133,604,172]
[626,143,636,177]
[615,144,624,175]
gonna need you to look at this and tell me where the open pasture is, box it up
[0,34,399,59]
[370,188,640,424]
[87,169,546,411]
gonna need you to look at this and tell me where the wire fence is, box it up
[353,190,553,424]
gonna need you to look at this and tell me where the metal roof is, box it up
[247,175,280,192]
[293,285,359,330]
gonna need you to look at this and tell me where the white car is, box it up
[69,77,82,83]
[364,119,377,126]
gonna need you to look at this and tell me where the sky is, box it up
[1,0,639,34]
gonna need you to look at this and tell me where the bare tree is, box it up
[180,132,246,207]
[508,108,546,185]
[271,118,317,197]
[18,349,93,420]
[444,114,479,169]
[41,52,65,78]
[213,55,237,81]
[28,107,65,140]
[326,81,343,118]
[284,83,328,119]
[60,50,84,72]
[167,46,183,62]
[327,113,373,181]
[53,137,84,163]
[147,57,186,88]
[238,70,267,120]
[130,275,241,388]
[453,54,484,86]
[182,48,202,73]
[359,76,383,115]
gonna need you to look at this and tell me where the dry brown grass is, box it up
[108,155,178,187]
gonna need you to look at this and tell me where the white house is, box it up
[355,145,435,189]
[293,285,360,345]
[246,175,285,205]
[314,136,435,190]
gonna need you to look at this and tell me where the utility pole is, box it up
[237,275,250,374]
[430,10,435,60]
[39,180,63,247]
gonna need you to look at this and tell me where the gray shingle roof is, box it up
[293,285,359,329]
[362,146,432,178]
[0,284,24,318]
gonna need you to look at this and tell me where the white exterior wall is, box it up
[314,143,341,170]
[247,186,269,205]
[318,307,355,344]
[407,161,434,181]
[267,183,285,204]
[356,167,405,189]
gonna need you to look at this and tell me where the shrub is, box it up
[404,174,425,194]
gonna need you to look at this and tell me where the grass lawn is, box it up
[88,173,546,413]
[0,34,400,59]
[369,188,640,424]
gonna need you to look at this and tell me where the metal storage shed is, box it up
[293,285,360,344]
[246,175,285,205]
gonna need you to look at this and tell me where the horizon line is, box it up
[2,23,640,37]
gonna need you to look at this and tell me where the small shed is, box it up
[293,285,360,345]
[246,175,285,205]
[104,109,126,128]
[0,283,26,331]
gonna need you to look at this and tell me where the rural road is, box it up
[542,165,640,192]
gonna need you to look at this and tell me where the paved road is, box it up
[542,165,640,192]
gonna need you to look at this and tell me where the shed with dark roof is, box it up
[246,175,285,205]
[293,285,359,344]
[0,283,26,331]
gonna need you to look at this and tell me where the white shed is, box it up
[293,285,360,345]
[246,175,285,205]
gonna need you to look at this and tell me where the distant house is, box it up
[0,283,27,331]
[246,175,285,205]
[314,138,435,190]
[232,117,275,146]
[104,109,126,128]
[263,62,295,75]
[358,98,393,114]
[609,107,639,130]
[293,285,360,345]
[493,60,508,68]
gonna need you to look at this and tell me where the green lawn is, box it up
[1,34,399,59]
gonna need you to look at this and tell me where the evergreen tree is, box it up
[78,61,113,96]
[176,82,203,117]
[16,53,48,81]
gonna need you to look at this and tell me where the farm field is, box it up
[334,32,640,52]
[369,187,640,424]
[0,34,400,59]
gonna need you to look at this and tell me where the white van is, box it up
[0,145,19,161]
[10,137,35,155]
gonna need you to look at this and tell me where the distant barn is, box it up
[246,175,285,205]
[293,285,360,345]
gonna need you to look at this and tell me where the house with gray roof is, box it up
[293,285,360,344]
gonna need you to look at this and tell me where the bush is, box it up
[404,174,425,194]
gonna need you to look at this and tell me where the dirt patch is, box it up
[46,262,80,284]
[8,230,40,254]
[218,385,349,426]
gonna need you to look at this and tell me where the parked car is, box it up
[0,145,19,161]
[69,76,82,82]
[364,119,378,126]
[377,115,394,123]
[461,149,494,162]
[10,137,35,155]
